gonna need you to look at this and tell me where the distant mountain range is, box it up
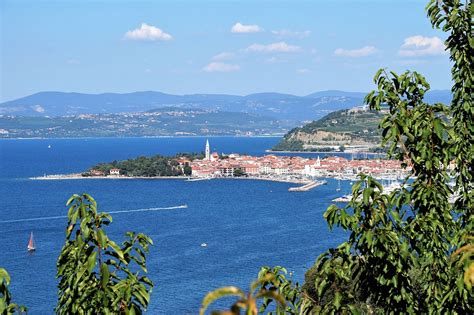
[0,90,452,122]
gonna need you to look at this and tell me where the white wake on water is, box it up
[0,205,188,224]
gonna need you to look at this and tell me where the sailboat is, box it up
[27,232,36,252]
[336,179,341,192]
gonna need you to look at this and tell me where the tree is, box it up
[302,0,473,312]
[56,194,153,314]
[183,165,192,176]
[0,268,26,314]
[233,168,246,177]
[204,0,473,313]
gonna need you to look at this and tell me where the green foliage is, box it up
[56,194,153,314]
[272,109,385,151]
[298,109,384,135]
[233,168,246,177]
[301,1,474,312]
[90,153,203,177]
[271,139,305,151]
[199,273,286,315]
[219,1,473,314]
[0,268,26,314]
[257,266,313,315]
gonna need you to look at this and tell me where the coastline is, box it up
[29,174,312,185]
[266,149,382,155]
[1,135,284,141]
[30,174,189,180]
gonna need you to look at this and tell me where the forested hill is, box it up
[272,108,385,151]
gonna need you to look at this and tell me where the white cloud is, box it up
[398,35,445,57]
[245,41,301,53]
[203,62,240,72]
[124,23,172,41]
[296,68,310,74]
[231,22,262,33]
[271,29,311,39]
[334,46,377,57]
[212,52,235,61]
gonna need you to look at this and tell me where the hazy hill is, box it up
[0,90,451,123]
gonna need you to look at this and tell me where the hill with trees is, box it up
[273,108,385,151]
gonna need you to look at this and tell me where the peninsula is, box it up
[33,140,410,183]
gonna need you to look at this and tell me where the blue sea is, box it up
[0,137,350,314]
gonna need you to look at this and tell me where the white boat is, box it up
[200,243,208,247]
[187,177,211,182]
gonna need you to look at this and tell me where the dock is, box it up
[288,180,327,192]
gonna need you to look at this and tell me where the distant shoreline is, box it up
[266,149,382,155]
[0,135,284,141]
[29,174,312,185]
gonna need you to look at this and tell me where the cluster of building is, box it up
[185,140,410,180]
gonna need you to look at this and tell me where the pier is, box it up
[288,180,327,192]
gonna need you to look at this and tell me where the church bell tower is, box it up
[205,139,210,160]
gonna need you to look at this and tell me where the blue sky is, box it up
[0,0,452,102]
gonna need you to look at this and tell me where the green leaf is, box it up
[86,251,97,273]
[334,291,342,309]
[97,229,108,249]
[199,287,245,315]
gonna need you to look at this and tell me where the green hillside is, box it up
[273,108,386,151]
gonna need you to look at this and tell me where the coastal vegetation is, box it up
[86,153,203,177]
[272,109,384,152]
[205,0,473,313]
[56,194,153,314]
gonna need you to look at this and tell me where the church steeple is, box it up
[205,139,210,160]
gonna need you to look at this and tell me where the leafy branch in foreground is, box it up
[56,193,153,314]
[206,0,472,313]
[0,268,26,314]
[199,273,286,315]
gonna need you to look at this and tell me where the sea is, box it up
[0,137,353,314]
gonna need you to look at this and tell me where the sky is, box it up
[0,0,453,102]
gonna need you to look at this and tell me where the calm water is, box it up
[0,137,350,314]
